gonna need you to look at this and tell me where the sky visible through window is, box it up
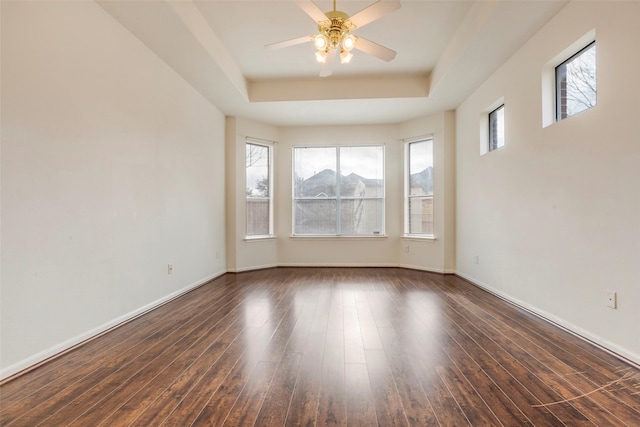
[294,146,384,181]
[409,140,433,176]
[246,143,269,197]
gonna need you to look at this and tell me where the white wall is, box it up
[456,1,640,363]
[1,1,226,378]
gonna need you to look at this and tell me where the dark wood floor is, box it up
[1,268,639,426]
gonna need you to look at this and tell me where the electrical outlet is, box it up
[475,255,480,265]
[606,290,617,309]
[168,264,173,275]
[404,245,409,253]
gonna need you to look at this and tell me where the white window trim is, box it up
[479,97,504,156]
[243,236,276,242]
[403,135,435,238]
[542,29,596,128]
[488,104,505,152]
[245,137,275,238]
[554,41,596,121]
[403,235,437,242]
[289,235,387,240]
[292,144,386,237]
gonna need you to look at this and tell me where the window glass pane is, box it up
[246,143,271,237]
[406,138,434,236]
[409,140,433,196]
[293,145,384,236]
[294,147,336,198]
[409,196,433,235]
[247,199,270,235]
[294,199,337,235]
[246,144,269,197]
[339,146,384,198]
[340,199,383,235]
[489,105,505,151]
[556,42,596,120]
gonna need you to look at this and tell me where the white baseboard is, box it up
[232,263,454,274]
[228,263,278,273]
[398,263,446,274]
[277,262,398,268]
[455,271,640,368]
[0,269,227,382]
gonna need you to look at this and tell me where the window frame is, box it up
[245,138,274,239]
[292,145,385,237]
[555,40,596,121]
[404,137,434,238]
[488,104,505,152]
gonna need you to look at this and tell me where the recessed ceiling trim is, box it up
[248,74,431,103]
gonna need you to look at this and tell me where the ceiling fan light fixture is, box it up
[340,49,353,64]
[342,34,356,51]
[313,34,329,50]
[315,49,328,63]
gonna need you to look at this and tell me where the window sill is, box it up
[403,235,436,242]
[244,236,276,242]
[290,235,388,241]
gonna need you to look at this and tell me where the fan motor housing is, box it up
[319,10,355,49]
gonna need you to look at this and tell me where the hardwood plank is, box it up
[343,306,366,364]
[316,328,347,427]
[221,361,278,426]
[345,363,378,426]
[435,364,501,426]
[357,300,384,350]
[285,332,325,426]
[253,351,302,426]
[365,349,409,426]
[377,327,439,427]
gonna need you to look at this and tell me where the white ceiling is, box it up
[97,0,568,126]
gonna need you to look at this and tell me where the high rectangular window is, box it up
[556,41,596,120]
[488,104,505,151]
[246,140,273,237]
[293,146,384,236]
[405,138,434,236]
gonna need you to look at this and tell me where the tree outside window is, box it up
[556,41,596,120]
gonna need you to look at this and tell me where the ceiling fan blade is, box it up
[319,49,338,77]
[296,0,328,23]
[354,37,397,62]
[265,35,312,50]
[349,0,401,29]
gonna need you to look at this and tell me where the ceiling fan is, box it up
[266,0,401,77]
